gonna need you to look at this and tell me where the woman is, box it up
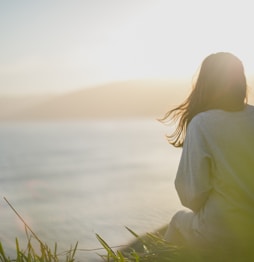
[160,52,254,257]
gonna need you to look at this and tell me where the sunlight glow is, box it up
[1,0,254,94]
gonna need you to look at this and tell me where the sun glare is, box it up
[90,0,254,86]
[1,1,254,94]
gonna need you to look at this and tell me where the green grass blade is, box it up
[96,234,118,260]
[0,242,9,262]
[125,227,139,238]
[66,241,78,262]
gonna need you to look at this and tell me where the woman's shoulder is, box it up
[189,110,217,127]
[192,104,254,123]
[189,104,254,132]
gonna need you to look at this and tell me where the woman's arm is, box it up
[175,116,212,212]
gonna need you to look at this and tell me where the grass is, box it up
[1,197,192,262]
[2,197,252,262]
[0,237,78,262]
[1,197,78,262]
[95,227,249,262]
[0,223,199,262]
[96,226,209,262]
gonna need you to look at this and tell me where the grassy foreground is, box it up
[0,238,78,262]
[1,197,252,261]
[0,197,195,262]
[97,226,254,262]
[0,225,210,262]
[0,225,238,262]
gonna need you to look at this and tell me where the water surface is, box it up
[0,119,181,260]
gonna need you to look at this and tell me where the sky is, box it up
[1,0,254,95]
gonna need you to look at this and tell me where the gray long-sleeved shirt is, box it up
[175,104,254,245]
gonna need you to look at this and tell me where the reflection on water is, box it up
[0,119,181,261]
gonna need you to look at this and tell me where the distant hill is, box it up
[0,79,189,121]
[1,78,253,121]
[0,95,52,120]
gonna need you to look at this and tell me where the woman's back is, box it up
[188,105,254,247]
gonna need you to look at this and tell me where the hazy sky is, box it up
[1,0,254,94]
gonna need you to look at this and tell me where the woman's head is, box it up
[160,52,248,147]
[193,52,247,112]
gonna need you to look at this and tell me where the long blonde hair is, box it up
[160,52,247,147]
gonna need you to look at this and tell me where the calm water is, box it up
[0,119,181,261]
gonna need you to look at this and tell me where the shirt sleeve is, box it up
[175,116,212,212]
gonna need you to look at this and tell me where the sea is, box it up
[0,119,182,261]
